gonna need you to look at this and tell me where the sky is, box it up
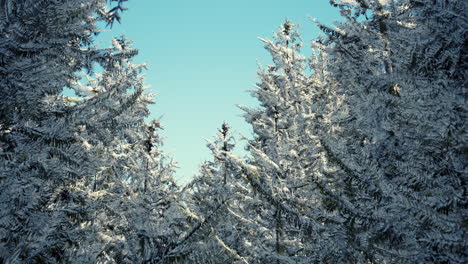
[98,0,342,184]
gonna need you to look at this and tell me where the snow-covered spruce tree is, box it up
[68,56,179,261]
[229,21,314,263]
[159,123,257,264]
[0,1,178,263]
[310,0,467,262]
[229,19,370,263]
[0,1,122,261]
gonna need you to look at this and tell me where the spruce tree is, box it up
[162,123,256,264]
[231,21,314,263]
[311,0,467,262]
[0,1,178,262]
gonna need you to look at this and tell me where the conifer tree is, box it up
[309,0,467,262]
[162,123,257,264]
[226,1,467,263]
[0,1,178,262]
[231,21,314,263]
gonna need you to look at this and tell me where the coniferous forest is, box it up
[0,0,466,263]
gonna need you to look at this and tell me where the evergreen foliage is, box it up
[162,123,256,264]
[316,1,467,262]
[0,1,178,263]
[221,1,466,263]
[1,0,466,263]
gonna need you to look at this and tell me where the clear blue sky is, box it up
[99,0,341,184]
